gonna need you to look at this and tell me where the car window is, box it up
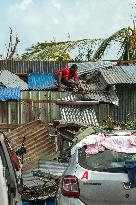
[78,147,136,173]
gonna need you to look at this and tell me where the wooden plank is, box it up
[0,123,22,129]
[21,99,57,103]
[0,122,51,129]
[55,100,99,105]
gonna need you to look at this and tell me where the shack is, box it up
[0,60,136,128]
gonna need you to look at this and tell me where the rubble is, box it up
[22,160,68,200]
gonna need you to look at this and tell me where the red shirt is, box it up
[56,67,78,80]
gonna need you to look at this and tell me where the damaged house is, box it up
[0,60,136,127]
[1,60,136,200]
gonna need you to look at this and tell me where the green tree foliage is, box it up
[22,39,103,61]
[93,27,136,61]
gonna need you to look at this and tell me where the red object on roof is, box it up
[56,67,78,80]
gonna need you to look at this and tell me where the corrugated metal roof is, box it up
[60,90,119,105]
[23,172,44,187]
[99,65,136,84]
[121,65,136,82]
[0,70,28,90]
[23,160,68,187]
[68,61,116,76]
[28,73,57,90]
[0,87,20,101]
[0,60,67,74]
[6,120,58,173]
[60,105,98,126]
[83,90,119,105]
[38,160,68,176]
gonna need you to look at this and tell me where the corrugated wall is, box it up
[0,91,115,125]
[2,86,136,126]
[95,104,109,123]
[94,85,136,123]
[20,91,74,123]
[113,85,136,121]
[5,91,102,125]
[0,60,68,74]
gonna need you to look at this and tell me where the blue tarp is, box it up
[22,197,56,205]
[22,200,45,205]
[0,87,21,101]
[28,73,57,90]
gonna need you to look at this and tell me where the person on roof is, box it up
[56,64,79,91]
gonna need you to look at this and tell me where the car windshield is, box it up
[78,147,136,173]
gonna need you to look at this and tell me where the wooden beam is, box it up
[21,99,57,103]
[55,100,99,105]
[4,99,113,105]
[0,123,22,129]
[0,122,52,129]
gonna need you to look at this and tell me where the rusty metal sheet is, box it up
[6,120,58,173]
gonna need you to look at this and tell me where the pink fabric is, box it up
[102,135,136,153]
[74,133,136,156]
[85,133,106,155]
[85,144,99,155]
[76,133,106,149]
[129,135,136,146]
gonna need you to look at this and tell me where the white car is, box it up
[57,130,136,205]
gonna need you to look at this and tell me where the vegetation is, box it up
[22,25,136,61]
[104,117,136,130]
[93,26,136,61]
[125,120,136,130]
[6,28,20,60]
[22,38,103,61]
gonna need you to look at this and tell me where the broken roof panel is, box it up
[28,73,57,90]
[23,172,44,187]
[83,90,119,105]
[23,160,68,187]
[0,87,20,101]
[0,70,28,90]
[68,61,116,76]
[6,120,58,173]
[60,105,98,126]
[38,160,68,176]
[60,90,119,106]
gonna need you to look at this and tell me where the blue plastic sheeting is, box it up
[0,87,21,101]
[22,200,45,205]
[45,197,56,205]
[28,73,57,90]
[22,197,56,205]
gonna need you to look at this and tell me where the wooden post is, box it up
[29,100,33,121]
[108,103,113,118]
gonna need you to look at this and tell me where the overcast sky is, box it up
[0,0,135,56]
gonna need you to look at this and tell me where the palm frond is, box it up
[22,38,103,61]
[93,28,129,60]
